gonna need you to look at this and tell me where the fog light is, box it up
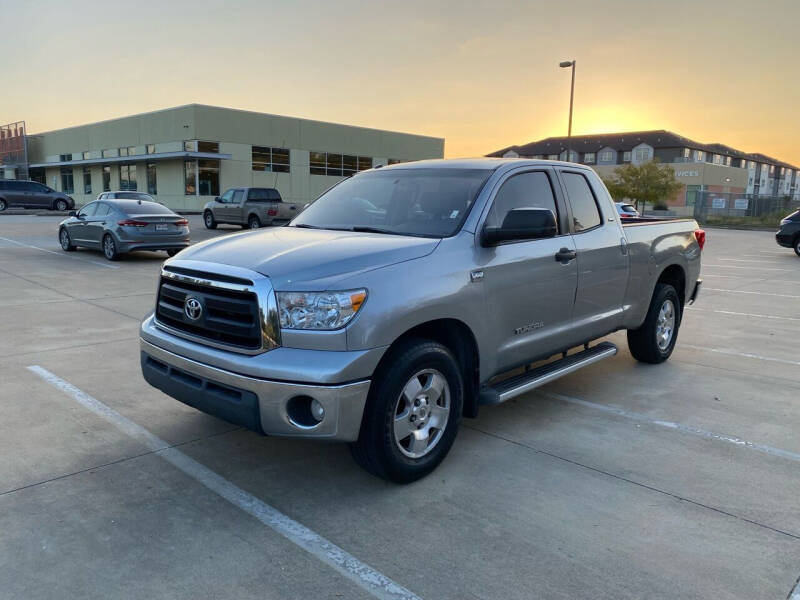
[310,399,325,422]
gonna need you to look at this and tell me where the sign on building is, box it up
[711,197,727,208]
[734,198,749,210]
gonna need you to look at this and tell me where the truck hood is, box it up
[177,227,440,290]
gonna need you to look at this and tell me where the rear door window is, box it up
[562,172,602,232]
[486,171,560,233]
[95,203,111,217]
[248,188,275,202]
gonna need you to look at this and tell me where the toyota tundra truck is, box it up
[140,159,703,483]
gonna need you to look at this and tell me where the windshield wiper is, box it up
[349,226,404,235]
[292,223,321,229]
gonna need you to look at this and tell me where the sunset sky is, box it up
[3,0,799,164]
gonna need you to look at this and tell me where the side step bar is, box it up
[478,342,618,406]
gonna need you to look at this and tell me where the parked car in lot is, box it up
[140,159,703,483]
[0,180,74,212]
[615,201,640,218]
[203,187,301,230]
[59,197,189,260]
[776,210,800,256]
[96,191,160,203]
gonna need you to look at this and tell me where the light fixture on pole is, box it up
[559,60,576,162]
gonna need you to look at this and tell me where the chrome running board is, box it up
[478,342,618,406]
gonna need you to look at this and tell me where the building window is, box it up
[584,152,595,164]
[128,146,136,156]
[146,144,155,154]
[184,141,195,152]
[184,160,220,195]
[389,158,411,165]
[633,148,650,162]
[184,160,196,194]
[725,156,731,166]
[252,146,290,172]
[197,141,219,153]
[683,148,691,159]
[695,150,704,162]
[599,150,614,162]
[119,164,137,191]
[82,151,91,160]
[547,154,558,160]
[623,151,631,162]
[59,154,72,162]
[83,167,92,194]
[310,152,373,175]
[102,166,111,191]
[146,163,157,195]
[713,154,722,165]
[119,147,128,157]
[102,149,114,158]
[60,168,74,194]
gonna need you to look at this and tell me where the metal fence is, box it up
[690,191,800,226]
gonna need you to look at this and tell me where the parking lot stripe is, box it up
[790,577,800,600]
[704,288,800,299]
[0,236,119,269]
[686,307,800,323]
[702,264,789,271]
[542,391,800,464]
[680,344,800,367]
[26,365,422,600]
[716,258,781,264]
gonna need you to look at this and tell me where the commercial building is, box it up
[488,130,799,213]
[2,104,444,210]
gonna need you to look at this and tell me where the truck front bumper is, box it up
[140,338,371,441]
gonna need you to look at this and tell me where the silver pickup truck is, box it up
[203,187,301,230]
[140,159,703,482]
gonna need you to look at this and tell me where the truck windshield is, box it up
[290,168,491,238]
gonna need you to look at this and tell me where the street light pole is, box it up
[559,60,576,162]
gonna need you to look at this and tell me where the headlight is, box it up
[277,289,367,330]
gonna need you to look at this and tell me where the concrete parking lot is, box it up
[1,214,799,599]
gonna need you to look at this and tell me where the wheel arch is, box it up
[657,263,687,307]
[373,318,480,418]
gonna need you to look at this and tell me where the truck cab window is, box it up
[562,172,601,232]
[486,171,559,233]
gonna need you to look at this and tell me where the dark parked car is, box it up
[776,210,800,256]
[59,198,189,261]
[0,180,74,212]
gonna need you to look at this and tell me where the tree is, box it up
[600,160,683,213]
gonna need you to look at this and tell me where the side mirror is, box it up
[481,208,557,246]
[214,196,221,203]
[68,210,77,217]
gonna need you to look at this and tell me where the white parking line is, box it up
[686,307,800,322]
[27,365,421,600]
[542,391,800,464]
[717,258,779,264]
[702,264,788,271]
[790,578,800,600]
[0,236,119,269]
[680,344,800,367]
[704,288,800,299]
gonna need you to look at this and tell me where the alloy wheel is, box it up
[656,299,675,351]
[393,369,450,459]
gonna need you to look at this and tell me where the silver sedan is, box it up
[58,195,190,260]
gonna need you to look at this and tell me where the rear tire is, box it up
[247,215,261,229]
[102,234,120,261]
[350,338,463,483]
[0,199,6,212]
[794,236,800,257]
[54,199,68,212]
[59,228,76,251]
[203,211,217,229]
[627,283,681,364]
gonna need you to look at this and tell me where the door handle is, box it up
[555,248,577,263]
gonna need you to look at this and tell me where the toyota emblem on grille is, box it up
[184,297,202,320]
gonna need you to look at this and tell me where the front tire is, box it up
[166,249,181,257]
[102,234,120,261]
[59,228,76,251]
[350,338,463,483]
[203,211,217,229]
[794,236,800,257]
[627,283,681,364]
[55,199,68,212]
